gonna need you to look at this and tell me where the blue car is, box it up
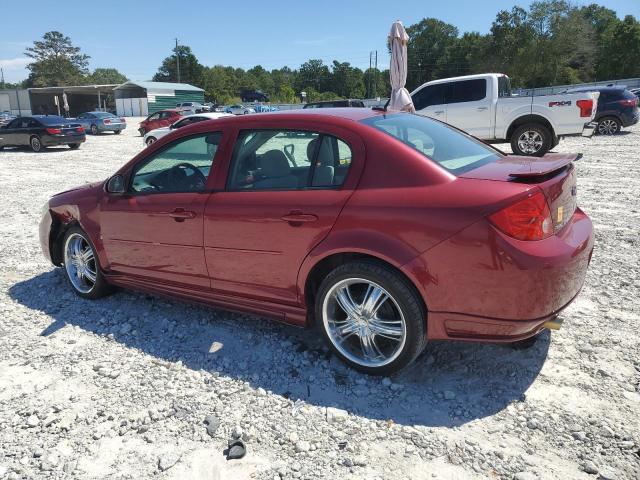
[567,86,639,135]
[75,111,127,135]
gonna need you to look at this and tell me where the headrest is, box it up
[307,137,333,166]
[261,150,291,178]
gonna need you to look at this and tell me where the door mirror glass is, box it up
[107,174,126,194]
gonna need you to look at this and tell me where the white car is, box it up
[411,73,600,156]
[225,104,256,115]
[143,112,232,146]
[175,102,206,115]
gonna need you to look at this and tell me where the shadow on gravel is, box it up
[10,270,550,428]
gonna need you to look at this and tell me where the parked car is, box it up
[143,112,232,146]
[241,90,269,102]
[76,111,126,135]
[252,104,279,113]
[39,109,594,375]
[303,99,366,109]
[411,73,599,156]
[0,111,16,127]
[138,109,182,135]
[176,102,206,115]
[565,86,639,135]
[0,115,85,152]
[225,104,255,115]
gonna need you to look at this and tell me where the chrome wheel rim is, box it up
[91,125,98,134]
[598,119,618,135]
[322,278,407,368]
[517,131,543,154]
[31,138,41,151]
[146,137,155,145]
[64,233,97,294]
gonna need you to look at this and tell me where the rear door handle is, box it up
[476,106,488,111]
[281,211,318,225]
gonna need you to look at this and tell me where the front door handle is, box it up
[434,110,444,115]
[281,210,318,225]
[160,208,197,222]
[476,106,488,111]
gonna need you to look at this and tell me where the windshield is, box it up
[361,113,502,175]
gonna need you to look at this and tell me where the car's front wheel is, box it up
[315,260,427,375]
[62,227,114,299]
[146,137,156,146]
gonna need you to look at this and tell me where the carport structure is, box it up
[28,85,118,117]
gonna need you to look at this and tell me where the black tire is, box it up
[61,226,114,299]
[114,130,121,135]
[30,135,43,152]
[68,143,80,150]
[90,124,99,135]
[596,116,621,135]
[315,260,427,375]
[146,137,156,146]
[510,123,552,157]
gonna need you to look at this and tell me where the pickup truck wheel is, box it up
[511,123,551,157]
[597,117,620,135]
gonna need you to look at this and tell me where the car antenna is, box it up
[372,98,390,112]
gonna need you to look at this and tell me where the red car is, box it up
[138,109,182,135]
[39,109,594,375]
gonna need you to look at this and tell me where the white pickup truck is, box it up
[411,73,599,156]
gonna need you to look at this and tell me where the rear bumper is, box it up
[42,134,86,146]
[403,208,594,341]
[581,121,597,137]
[621,110,639,127]
[100,123,126,131]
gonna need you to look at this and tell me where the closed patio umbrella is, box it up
[388,20,415,112]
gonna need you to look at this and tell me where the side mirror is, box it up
[106,174,126,194]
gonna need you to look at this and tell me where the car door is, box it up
[412,83,447,122]
[99,131,225,287]
[0,118,21,146]
[444,78,492,138]
[203,125,363,305]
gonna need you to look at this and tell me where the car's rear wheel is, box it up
[511,123,552,157]
[114,130,121,135]
[68,143,80,149]
[597,116,620,135]
[30,136,43,152]
[62,227,114,299]
[90,124,99,135]
[146,137,156,146]
[315,260,426,375]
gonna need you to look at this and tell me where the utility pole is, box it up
[373,50,378,98]
[175,38,181,83]
[0,68,4,89]
[368,51,373,98]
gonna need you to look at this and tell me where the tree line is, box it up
[6,1,640,103]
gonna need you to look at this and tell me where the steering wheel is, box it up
[167,162,207,190]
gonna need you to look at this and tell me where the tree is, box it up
[89,68,127,84]
[24,31,90,87]
[296,59,331,92]
[153,45,204,87]
[598,15,640,79]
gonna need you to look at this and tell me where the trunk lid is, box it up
[461,153,580,233]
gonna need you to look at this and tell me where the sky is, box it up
[1,0,639,84]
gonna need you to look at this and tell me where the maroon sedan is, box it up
[137,109,182,136]
[39,109,594,375]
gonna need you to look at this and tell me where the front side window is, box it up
[412,84,446,110]
[147,113,160,121]
[227,130,352,190]
[447,79,487,104]
[361,113,501,175]
[131,133,222,193]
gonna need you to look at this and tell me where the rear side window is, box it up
[227,130,352,191]
[412,84,446,110]
[447,79,487,104]
[361,113,501,175]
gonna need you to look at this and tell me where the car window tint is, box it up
[6,119,21,129]
[412,84,446,110]
[131,133,222,193]
[311,136,352,187]
[148,113,160,120]
[361,113,501,176]
[28,119,40,128]
[228,130,319,191]
[447,79,487,104]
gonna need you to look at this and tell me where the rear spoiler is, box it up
[507,153,582,178]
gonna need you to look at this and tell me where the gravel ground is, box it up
[0,120,639,480]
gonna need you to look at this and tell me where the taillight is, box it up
[46,128,62,134]
[104,119,111,124]
[576,99,593,117]
[76,126,84,133]
[488,191,553,241]
[120,118,126,123]
[618,98,637,107]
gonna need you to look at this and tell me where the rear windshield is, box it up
[93,112,116,118]
[34,115,67,125]
[361,113,502,175]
